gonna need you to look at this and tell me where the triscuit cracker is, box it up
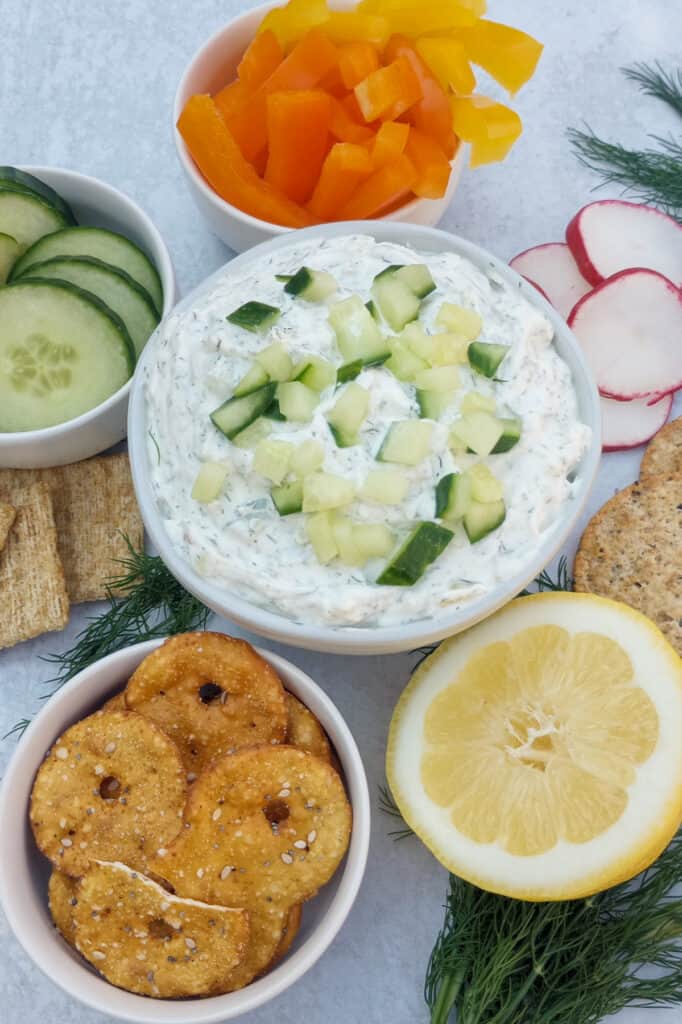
[0,482,69,650]
[73,861,249,998]
[286,693,331,763]
[640,418,682,480]
[30,710,186,877]
[0,452,142,604]
[48,870,79,945]
[574,473,682,653]
[0,501,16,551]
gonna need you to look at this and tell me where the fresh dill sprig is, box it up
[534,555,572,593]
[623,62,682,119]
[378,783,415,841]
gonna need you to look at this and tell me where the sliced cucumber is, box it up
[21,256,159,358]
[327,382,369,448]
[0,167,77,224]
[191,462,228,503]
[492,416,522,454]
[396,264,436,299]
[402,323,435,363]
[10,227,163,313]
[253,438,294,484]
[464,498,506,543]
[333,518,394,566]
[468,341,509,378]
[210,383,277,439]
[290,439,325,477]
[284,266,337,302]
[337,353,389,383]
[232,417,272,449]
[332,517,364,566]
[430,332,470,366]
[384,340,428,382]
[306,511,338,564]
[360,468,409,505]
[468,464,504,503]
[255,341,292,381]
[228,301,280,333]
[294,356,336,391]
[264,397,286,421]
[417,390,455,419]
[371,274,420,331]
[450,411,504,456]
[302,472,355,513]
[271,479,303,515]
[0,187,69,254]
[461,391,496,415]
[375,263,404,280]
[0,232,19,284]
[366,299,380,321]
[436,302,482,340]
[414,366,460,392]
[0,280,134,432]
[328,295,389,363]
[277,381,319,421]
[435,472,472,521]
[377,420,433,465]
[377,522,454,586]
[234,362,270,397]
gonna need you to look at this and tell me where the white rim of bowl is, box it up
[128,221,602,655]
[0,637,370,1023]
[0,165,175,445]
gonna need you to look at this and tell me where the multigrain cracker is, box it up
[48,870,79,945]
[285,693,331,763]
[0,452,142,603]
[0,482,69,649]
[73,862,249,998]
[574,473,682,653]
[125,633,288,775]
[30,710,186,877]
[640,418,682,480]
[0,502,16,551]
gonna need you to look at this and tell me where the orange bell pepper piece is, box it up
[329,97,374,144]
[257,0,330,51]
[319,63,348,98]
[337,153,417,219]
[405,127,451,198]
[354,56,422,122]
[368,121,410,169]
[177,94,318,228]
[384,36,457,159]
[237,29,284,89]
[338,41,380,90]
[308,142,373,220]
[415,36,476,93]
[226,30,338,161]
[457,20,543,94]
[450,94,522,166]
[214,80,250,122]
[322,11,390,47]
[265,90,332,204]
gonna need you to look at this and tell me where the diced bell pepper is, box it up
[415,37,476,93]
[338,41,380,89]
[404,127,451,198]
[337,153,417,219]
[359,1,480,37]
[257,0,330,50]
[384,35,457,159]
[237,29,284,89]
[368,121,410,169]
[265,89,332,204]
[308,142,373,220]
[329,97,374,143]
[354,56,422,122]
[214,80,250,121]
[323,11,390,47]
[450,94,522,166]
[457,19,543,94]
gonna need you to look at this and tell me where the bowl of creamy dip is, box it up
[128,222,600,655]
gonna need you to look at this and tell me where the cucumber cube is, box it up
[284,266,338,302]
[468,463,504,503]
[256,341,293,382]
[430,332,470,366]
[461,391,497,415]
[371,274,421,331]
[385,340,428,382]
[464,499,506,543]
[435,472,471,521]
[328,295,387,363]
[376,522,453,586]
[327,383,370,448]
[233,363,270,397]
[191,462,228,503]
[231,417,273,449]
[366,299,380,321]
[227,301,280,333]
[401,322,436,363]
[396,264,436,299]
[210,383,277,439]
[253,439,295,484]
[354,523,395,561]
[468,341,509,379]
[306,512,338,564]
[450,411,504,456]
[360,468,409,505]
[436,302,482,340]
[414,366,460,392]
[337,353,389,383]
[417,390,455,419]
[271,479,303,516]
[290,439,325,478]
[294,356,336,391]
[378,421,433,465]
[492,416,522,453]
[277,381,320,421]
[302,472,355,512]
[332,517,365,566]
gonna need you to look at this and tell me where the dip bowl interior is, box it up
[0,638,370,1024]
[128,221,602,656]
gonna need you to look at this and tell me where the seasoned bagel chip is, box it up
[48,870,79,945]
[286,693,331,763]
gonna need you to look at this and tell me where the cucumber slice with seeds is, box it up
[228,301,280,333]
[371,273,420,331]
[435,472,472,521]
[492,416,522,454]
[468,341,509,378]
[0,280,134,432]
[0,187,69,254]
[210,383,277,439]
[0,167,77,224]
[0,232,19,284]
[464,499,506,543]
[284,266,337,302]
[271,479,303,515]
[234,363,270,397]
[328,295,388,363]
[377,522,453,586]
[378,421,433,465]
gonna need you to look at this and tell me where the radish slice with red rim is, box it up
[601,393,672,452]
[566,200,682,287]
[568,269,682,401]
[521,276,551,303]
[510,242,590,318]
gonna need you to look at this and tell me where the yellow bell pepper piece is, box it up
[450,95,522,167]
[457,19,543,94]
[359,0,486,17]
[258,0,330,51]
[323,11,390,47]
[415,37,476,94]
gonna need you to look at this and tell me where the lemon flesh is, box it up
[387,593,682,900]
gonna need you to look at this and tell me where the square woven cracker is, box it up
[0,453,142,603]
[0,502,16,552]
[0,482,70,650]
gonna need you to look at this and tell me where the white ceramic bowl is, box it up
[0,638,369,1023]
[128,221,602,656]
[173,1,466,253]
[0,166,176,469]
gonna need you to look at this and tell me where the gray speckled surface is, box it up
[1,1,681,1022]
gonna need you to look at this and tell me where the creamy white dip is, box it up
[144,234,591,628]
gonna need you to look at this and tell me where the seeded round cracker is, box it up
[30,710,186,877]
[125,633,288,775]
[267,903,302,971]
[640,418,682,480]
[48,870,79,945]
[574,473,682,653]
[73,861,249,998]
[286,693,331,763]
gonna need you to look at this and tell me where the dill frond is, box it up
[623,62,682,119]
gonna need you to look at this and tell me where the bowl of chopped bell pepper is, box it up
[174,0,542,252]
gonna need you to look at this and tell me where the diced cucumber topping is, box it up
[332,517,364,566]
[275,274,292,283]
[377,522,453,586]
[378,420,433,465]
[461,391,496,415]
[371,274,420,331]
[227,301,280,333]
[468,464,504,503]
[492,416,522,453]
[385,340,428,382]
[366,299,379,321]
[290,439,325,478]
[396,264,436,299]
[436,302,482,340]
[191,462,228,503]
[210,382,277,439]
[414,365,460,392]
[430,332,470,366]
[277,381,319,421]
[451,411,504,456]
[234,363,270,397]
[253,438,294,484]
[464,499,506,543]
[284,266,338,302]
[402,322,435,363]
[417,390,455,419]
[337,353,389,383]
[360,468,409,505]
[0,232,19,284]
[375,263,404,280]
[302,472,355,512]
[435,472,472,522]
[333,518,394,566]
[256,341,293,381]
[328,295,388,363]
[271,479,303,516]
[327,382,369,448]
[468,341,509,378]
[306,511,338,564]
[232,417,273,449]
[294,355,336,391]
[264,397,285,420]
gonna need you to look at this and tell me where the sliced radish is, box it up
[601,393,672,452]
[566,200,682,287]
[510,243,591,319]
[521,276,551,303]
[568,269,682,401]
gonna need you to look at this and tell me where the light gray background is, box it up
[1,1,681,1021]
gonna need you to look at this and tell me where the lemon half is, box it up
[387,593,682,900]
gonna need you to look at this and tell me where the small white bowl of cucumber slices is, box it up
[0,166,176,469]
